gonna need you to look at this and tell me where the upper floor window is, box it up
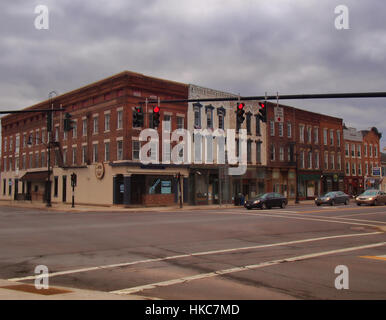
[117,110,123,130]
[323,128,328,145]
[270,121,275,136]
[314,127,319,144]
[104,113,110,132]
[351,144,355,158]
[330,129,334,145]
[345,143,349,157]
[278,123,283,137]
[307,127,312,143]
[82,119,87,136]
[369,144,373,157]
[287,122,292,138]
[299,125,305,143]
[93,116,99,134]
[177,116,184,130]
[163,114,171,131]
[193,103,202,129]
[364,144,368,157]
[337,130,341,146]
[205,105,214,129]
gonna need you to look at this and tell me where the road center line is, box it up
[111,241,386,295]
[7,231,381,282]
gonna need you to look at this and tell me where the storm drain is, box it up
[0,284,72,295]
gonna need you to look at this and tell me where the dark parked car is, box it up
[355,189,386,206]
[315,191,350,206]
[244,192,288,210]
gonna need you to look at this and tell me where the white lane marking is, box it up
[264,210,386,225]
[337,211,386,218]
[226,211,381,228]
[111,241,386,295]
[7,231,381,282]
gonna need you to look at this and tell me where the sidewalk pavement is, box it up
[0,199,316,213]
[0,279,150,300]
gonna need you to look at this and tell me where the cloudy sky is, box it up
[1,0,385,149]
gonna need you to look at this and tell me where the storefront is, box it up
[344,177,364,196]
[321,173,344,193]
[297,172,322,199]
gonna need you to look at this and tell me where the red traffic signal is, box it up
[258,102,265,109]
[237,103,245,110]
[153,106,160,113]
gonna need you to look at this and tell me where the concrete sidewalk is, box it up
[0,199,315,213]
[0,279,151,300]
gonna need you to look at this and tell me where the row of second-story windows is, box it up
[345,143,378,158]
[269,123,341,147]
[345,161,379,176]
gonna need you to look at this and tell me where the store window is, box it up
[148,176,173,194]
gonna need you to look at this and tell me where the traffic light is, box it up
[258,101,267,123]
[71,172,77,187]
[63,113,75,131]
[237,103,245,125]
[133,106,144,127]
[153,105,160,128]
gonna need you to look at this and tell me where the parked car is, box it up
[244,192,288,210]
[355,189,386,206]
[315,191,350,206]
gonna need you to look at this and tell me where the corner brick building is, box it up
[1,71,189,206]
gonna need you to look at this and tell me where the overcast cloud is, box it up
[1,0,385,149]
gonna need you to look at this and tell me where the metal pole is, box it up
[179,173,183,208]
[46,115,52,207]
[72,184,75,208]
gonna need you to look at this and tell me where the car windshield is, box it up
[253,194,267,200]
[323,192,335,197]
[361,190,378,196]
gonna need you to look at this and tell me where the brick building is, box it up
[266,102,344,200]
[361,127,382,190]
[1,71,189,206]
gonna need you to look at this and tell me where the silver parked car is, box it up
[355,190,386,206]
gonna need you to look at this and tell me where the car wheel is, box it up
[330,200,335,206]
[373,200,378,206]
[345,199,349,205]
[280,201,286,209]
[261,203,267,210]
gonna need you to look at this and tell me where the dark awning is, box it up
[20,171,50,182]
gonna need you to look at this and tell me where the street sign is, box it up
[274,106,284,122]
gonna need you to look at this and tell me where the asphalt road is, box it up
[0,202,385,300]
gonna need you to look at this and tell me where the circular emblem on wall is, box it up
[95,162,105,180]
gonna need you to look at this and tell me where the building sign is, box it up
[274,106,284,123]
[95,162,105,180]
[161,180,172,194]
[372,167,381,176]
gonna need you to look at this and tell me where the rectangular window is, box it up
[104,113,110,132]
[132,141,140,160]
[270,121,275,136]
[299,125,305,142]
[82,146,87,164]
[218,114,224,130]
[93,144,98,163]
[55,127,59,141]
[247,140,252,163]
[330,129,334,145]
[256,142,261,163]
[323,129,328,145]
[117,141,123,160]
[270,144,275,161]
[365,162,369,175]
[330,154,335,170]
[364,144,368,157]
[3,179,6,195]
[337,130,341,146]
[352,163,356,176]
[194,110,201,128]
[324,153,328,169]
[63,149,67,166]
[287,122,292,138]
[8,179,12,196]
[369,145,373,157]
[278,123,283,137]
[345,143,349,157]
[207,110,213,129]
[117,110,123,130]
[315,152,320,169]
[346,162,350,175]
[246,114,251,134]
[93,117,99,134]
[308,151,312,169]
[300,151,305,169]
[163,115,171,131]
[279,147,284,161]
[307,127,312,143]
[41,130,45,144]
[35,132,39,145]
[72,121,77,138]
[82,119,87,136]
[177,116,184,130]
[104,142,110,161]
[351,144,355,158]
[41,152,45,168]
[314,127,319,144]
[357,145,361,158]
[358,163,362,175]
[72,147,77,165]
[35,153,39,168]
[337,154,341,170]
[256,117,261,136]
[374,146,378,157]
